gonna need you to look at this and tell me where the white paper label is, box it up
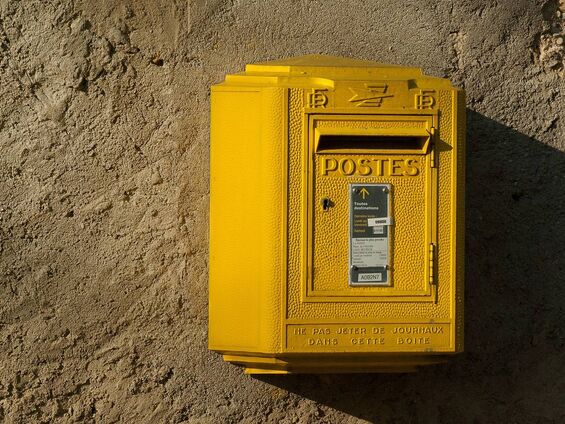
[351,237,388,267]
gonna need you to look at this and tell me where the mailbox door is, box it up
[307,114,437,301]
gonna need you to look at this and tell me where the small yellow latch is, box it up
[428,128,437,168]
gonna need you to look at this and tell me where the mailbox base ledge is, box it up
[221,353,453,374]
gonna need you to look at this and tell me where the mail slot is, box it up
[209,55,465,373]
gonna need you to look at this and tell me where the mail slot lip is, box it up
[314,123,433,156]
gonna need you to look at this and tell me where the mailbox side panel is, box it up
[209,86,285,354]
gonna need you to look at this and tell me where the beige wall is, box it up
[0,1,564,422]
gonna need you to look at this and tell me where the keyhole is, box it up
[321,197,331,211]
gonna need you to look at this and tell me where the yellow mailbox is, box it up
[209,55,465,373]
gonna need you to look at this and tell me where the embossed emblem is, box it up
[415,90,436,109]
[307,88,329,108]
[348,83,393,107]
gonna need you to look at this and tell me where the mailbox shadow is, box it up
[255,110,565,422]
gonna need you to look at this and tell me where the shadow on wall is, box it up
[255,110,565,422]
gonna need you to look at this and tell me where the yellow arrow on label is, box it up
[359,188,370,199]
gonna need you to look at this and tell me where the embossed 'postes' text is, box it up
[320,157,420,177]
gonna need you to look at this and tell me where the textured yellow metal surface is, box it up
[209,55,465,373]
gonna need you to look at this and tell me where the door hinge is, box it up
[429,243,436,285]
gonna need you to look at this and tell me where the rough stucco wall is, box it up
[0,0,564,422]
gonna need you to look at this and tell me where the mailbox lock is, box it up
[321,197,332,211]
